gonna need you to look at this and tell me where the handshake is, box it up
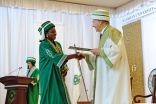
[62,52,88,77]
[62,52,86,77]
[75,52,86,60]
[66,52,85,61]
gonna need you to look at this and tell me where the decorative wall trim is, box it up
[122,4,156,23]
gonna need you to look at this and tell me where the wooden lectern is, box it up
[0,76,33,104]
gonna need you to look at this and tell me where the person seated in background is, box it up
[26,57,39,104]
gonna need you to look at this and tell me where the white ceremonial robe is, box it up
[85,25,132,104]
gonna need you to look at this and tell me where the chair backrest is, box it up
[152,75,156,102]
[133,74,156,103]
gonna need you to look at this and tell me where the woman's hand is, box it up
[61,69,68,77]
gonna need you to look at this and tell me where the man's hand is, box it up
[90,48,100,56]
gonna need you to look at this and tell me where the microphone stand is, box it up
[5,67,22,76]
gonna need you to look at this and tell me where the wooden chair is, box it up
[130,76,133,90]
[133,74,156,103]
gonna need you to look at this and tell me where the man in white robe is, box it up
[79,9,132,104]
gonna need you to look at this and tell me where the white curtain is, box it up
[0,0,115,16]
[0,6,116,104]
[2,0,155,18]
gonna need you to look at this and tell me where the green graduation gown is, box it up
[39,40,71,104]
[27,67,39,104]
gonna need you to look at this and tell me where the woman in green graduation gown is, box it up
[26,57,39,104]
[38,21,83,104]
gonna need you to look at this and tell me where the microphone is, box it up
[5,67,22,76]
[17,67,22,76]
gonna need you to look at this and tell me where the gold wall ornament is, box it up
[123,20,145,103]
[132,65,137,72]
